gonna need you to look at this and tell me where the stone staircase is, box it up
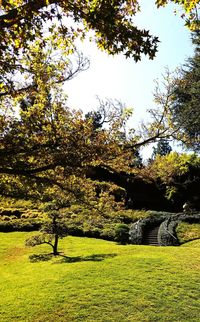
[142,226,160,246]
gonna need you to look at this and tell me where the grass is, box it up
[0,232,200,322]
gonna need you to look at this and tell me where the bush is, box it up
[177,222,200,244]
[115,224,130,245]
[100,225,116,241]
[109,209,150,223]
[0,219,42,232]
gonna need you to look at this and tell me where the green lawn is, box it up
[0,232,200,322]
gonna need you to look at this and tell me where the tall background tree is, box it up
[151,138,172,159]
[170,31,200,152]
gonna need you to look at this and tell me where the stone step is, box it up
[142,225,160,245]
[145,239,158,242]
[145,236,158,240]
[146,235,158,238]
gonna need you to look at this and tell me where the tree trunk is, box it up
[53,233,59,255]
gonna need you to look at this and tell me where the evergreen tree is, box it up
[85,111,103,131]
[152,139,172,159]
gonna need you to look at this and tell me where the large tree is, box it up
[0,34,175,185]
[170,31,200,152]
[0,0,199,197]
[1,0,199,120]
[145,64,199,152]
[0,40,136,200]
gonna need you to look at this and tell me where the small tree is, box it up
[26,202,68,256]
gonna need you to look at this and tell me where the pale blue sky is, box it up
[65,0,194,155]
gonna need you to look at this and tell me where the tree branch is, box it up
[0,162,59,175]
[0,1,58,28]
[43,241,54,248]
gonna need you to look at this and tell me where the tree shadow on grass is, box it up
[29,253,117,263]
[29,253,54,262]
[55,253,117,264]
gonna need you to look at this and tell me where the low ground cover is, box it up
[177,222,200,244]
[0,232,200,322]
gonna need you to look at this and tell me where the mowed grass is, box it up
[0,233,200,322]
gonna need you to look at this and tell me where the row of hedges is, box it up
[1,205,199,245]
[0,206,141,244]
[0,217,130,244]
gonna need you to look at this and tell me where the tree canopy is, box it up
[0,40,137,206]
[0,0,199,205]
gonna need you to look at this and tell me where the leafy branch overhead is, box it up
[0,0,199,65]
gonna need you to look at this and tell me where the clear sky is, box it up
[65,0,194,156]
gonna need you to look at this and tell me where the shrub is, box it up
[177,222,200,244]
[115,224,130,245]
[100,225,116,241]
[67,225,84,237]
[0,219,42,232]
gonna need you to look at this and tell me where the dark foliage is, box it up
[115,224,130,244]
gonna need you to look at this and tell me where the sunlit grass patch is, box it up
[1,232,200,321]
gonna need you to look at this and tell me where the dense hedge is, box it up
[158,219,179,246]
[0,219,42,232]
